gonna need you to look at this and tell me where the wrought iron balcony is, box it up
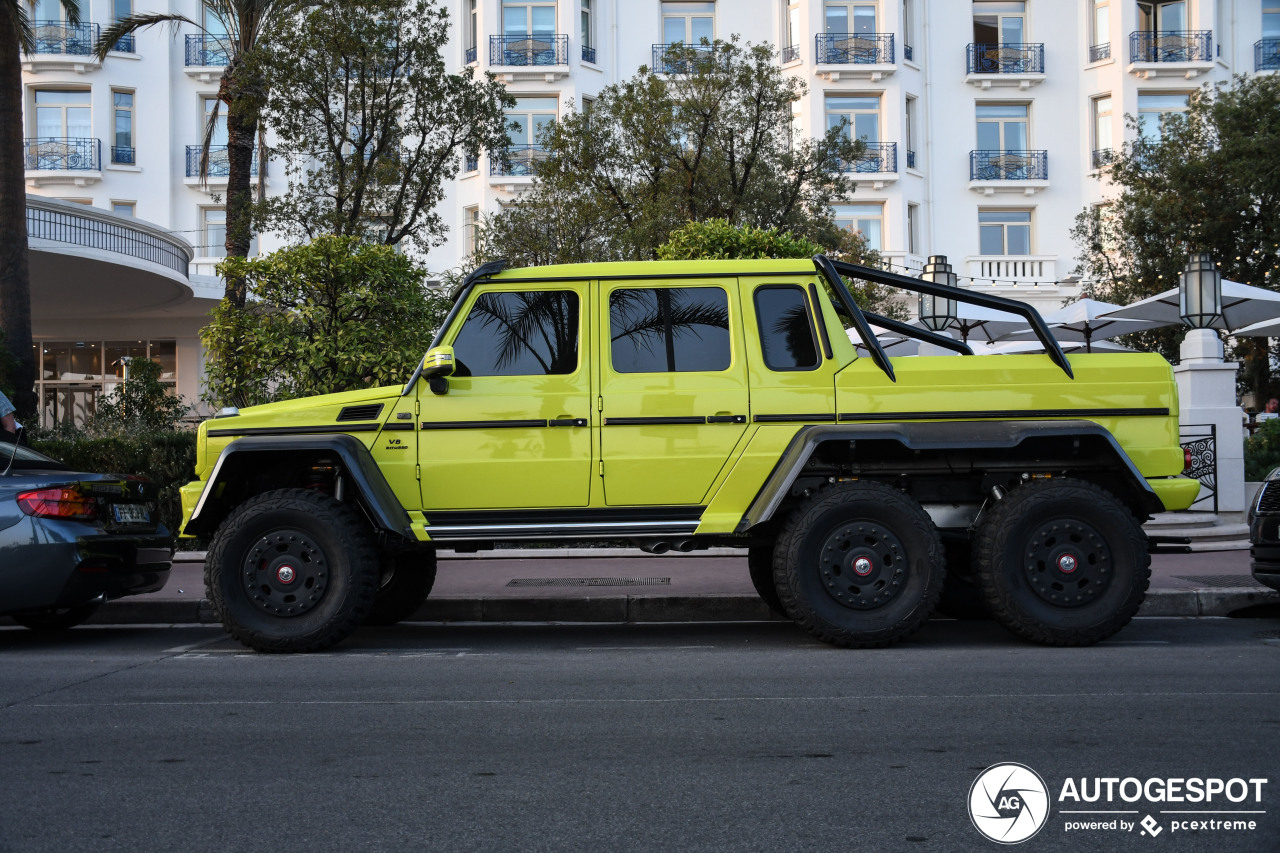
[1257,38,1280,71]
[781,43,799,63]
[839,142,897,174]
[970,149,1047,181]
[185,34,230,66]
[650,42,716,73]
[465,154,478,172]
[1090,148,1114,169]
[490,33,567,66]
[465,45,476,63]
[24,137,100,171]
[111,145,135,165]
[904,43,913,62]
[185,145,260,178]
[906,149,916,170]
[966,42,1044,74]
[815,32,894,65]
[29,21,99,55]
[1129,30,1212,63]
[582,44,597,63]
[1089,42,1111,62]
[490,145,547,177]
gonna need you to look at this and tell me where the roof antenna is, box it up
[2,421,23,477]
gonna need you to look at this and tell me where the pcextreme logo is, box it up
[968,764,1269,844]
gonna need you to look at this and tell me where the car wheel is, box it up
[774,481,944,648]
[205,489,379,653]
[972,478,1149,646]
[363,549,438,627]
[11,603,101,631]
[747,544,784,615]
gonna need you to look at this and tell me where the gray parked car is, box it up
[0,442,171,630]
[1248,468,1280,592]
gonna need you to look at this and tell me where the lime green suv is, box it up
[180,256,1199,652]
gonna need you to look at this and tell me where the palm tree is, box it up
[1,0,81,419]
[94,0,297,307]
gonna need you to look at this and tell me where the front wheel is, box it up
[972,478,1149,646]
[774,481,944,648]
[205,489,379,653]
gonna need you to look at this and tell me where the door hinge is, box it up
[415,464,421,480]
[598,460,605,477]
[414,399,420,416]
[597,396,603,412]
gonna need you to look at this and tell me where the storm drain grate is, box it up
[1173,575,1270,590]
[506,577,671,587]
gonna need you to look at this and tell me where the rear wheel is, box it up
[363,549,438,626]
[205,489,379,653]
[747,545,784,615]
[973,478,1149,646]
[11,603,101,631]
[774,481,944,648]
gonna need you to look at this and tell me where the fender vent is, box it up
[337,403,384,422]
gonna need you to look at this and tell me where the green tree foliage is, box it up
[1071,74,1280,391]
[479,38,863,266]
[90,358,188,434]
[201,235,451,406]
[250,0,511,256]
[1245,418,1280,481]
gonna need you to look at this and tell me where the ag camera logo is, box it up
[969,763,1050,844]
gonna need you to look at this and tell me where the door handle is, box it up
[706,415,747,424]
[548,418,589,427]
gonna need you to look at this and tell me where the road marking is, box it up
[162,637,225,654]
[575,645,717,651]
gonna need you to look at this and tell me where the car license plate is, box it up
[112,504,151,525]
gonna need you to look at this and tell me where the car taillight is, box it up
[1184,448,1193,472]
[17,487,99,520]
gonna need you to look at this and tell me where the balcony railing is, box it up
[582,44,597,63]
[29,21,99,55]
[490,145,547,177]
[970,149,1047,181]
[1090,148,1114,169]
[966,42,1044,74]
[651,42,716,73]
[904,43,913,61]
[185,145,260,178]
[465,154,478,172]
[839,142,897,174]
[815,32,894,64]
[27,196,189,277]
[490,33,567,66]
[781,43,799,63]
[1129,30,1212,63]
[906,148,916,169]
[1258,38,1280,71]
[465,45,476,63]
[24,137,100,171]
[111,145,135,165]
[185,34,230,66]
[1089,42,1111,62]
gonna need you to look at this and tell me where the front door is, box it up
[598,279,750,506]
[419,283,592,510]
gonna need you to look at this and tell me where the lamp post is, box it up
[918,254,959,332]
[1179,253,1223,329]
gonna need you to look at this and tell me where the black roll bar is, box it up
[863,311,974,356]
[812,254,1074,381]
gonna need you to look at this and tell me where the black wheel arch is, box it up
[184,434,414,542]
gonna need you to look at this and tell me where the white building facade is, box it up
[17,0,1280,423]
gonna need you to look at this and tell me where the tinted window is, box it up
[754,286,819,371]
[610,287,731,373]
[452,290,579,376]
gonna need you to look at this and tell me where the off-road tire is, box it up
[747,545,785,615]
[363,549,438,626]
[972,478,1149,646]
[11,603,101,631]
[773,481,945,648]
[205,489,379,653]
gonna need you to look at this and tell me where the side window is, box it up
[610,286,730,373]
[754,286,819,371]
[452,290,579,376]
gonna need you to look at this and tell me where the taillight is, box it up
[1184,448,1193,472]
[17,487,99,520]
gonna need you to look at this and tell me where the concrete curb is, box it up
[78,587,1279,626]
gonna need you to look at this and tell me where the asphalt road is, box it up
[1,618,1278,853]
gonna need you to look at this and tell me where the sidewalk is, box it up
[50,546,1280,626]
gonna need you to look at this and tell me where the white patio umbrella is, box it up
[1102,280,1280,332]
[995,297,1171,351]
[976,338,1136,355]
[908,302,1029,344]
[848,324,922,357]
[1227,315,1280,337]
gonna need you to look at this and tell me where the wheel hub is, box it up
[1023,520,1111,607]
[817,521,906,610]
[242,530,329,617]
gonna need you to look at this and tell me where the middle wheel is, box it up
[773,481,945,648]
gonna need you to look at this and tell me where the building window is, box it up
[1137,92,1189,140]
[979,209,1032,255]
[34,339,176,428]
[111,90,134,164]
[825,2,877,36]
[662,1,715,46]
[907,203,919,254]
[825,94,880,143]
[201,207,226,258]
[976,103,1028,151]
[905,95,917,168]
[466,0,477,62]
[464,205,480,257]
[789,98,802,151]
[33,89,90,138]
[504,0,556,37]
[833,203,883,251]
[973,0,1025,45]
[112,201,135,216]
[202,96,229,146]
[1091,0,1111,59]
[784,1,800,61]
[1092,95,1113,167]
[902,0,915,59]
[1138,1,1187,34]
[581,0,594,58]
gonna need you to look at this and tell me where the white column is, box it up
[1173,328,1245,514]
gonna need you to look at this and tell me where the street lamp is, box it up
[1178,253,1223,328]
[919,254,959,332]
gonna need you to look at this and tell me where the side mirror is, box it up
[422,346,456,379]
